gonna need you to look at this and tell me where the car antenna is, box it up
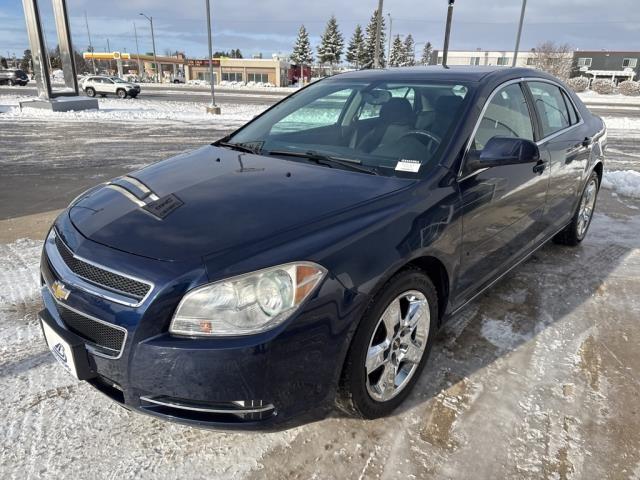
[442,0,455,69]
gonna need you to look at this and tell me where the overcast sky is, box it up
[1,0,639,59]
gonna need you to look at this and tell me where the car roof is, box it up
[328,66,555,84]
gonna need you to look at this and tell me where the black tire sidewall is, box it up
[86,87,95,97]
[342,269,438,419]
[117,89,127,99]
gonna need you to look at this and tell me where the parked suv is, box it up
[0,69,29,86]
[82,76,141,99]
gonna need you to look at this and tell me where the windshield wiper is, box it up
[215,141,261,154]
[267,150,378,175]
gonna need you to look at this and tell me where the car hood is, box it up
[69,145,411,261]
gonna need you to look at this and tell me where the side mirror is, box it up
[466,136,540,172]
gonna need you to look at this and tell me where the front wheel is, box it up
[7,79,14,86]
[117,89,127,99]
[554,171,600,246]
[85,87,96,97]
[339,268,438,419]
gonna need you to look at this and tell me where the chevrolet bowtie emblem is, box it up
[52,281,70,301]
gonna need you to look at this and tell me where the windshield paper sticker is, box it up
[395,160,421,173]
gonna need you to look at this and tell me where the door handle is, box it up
[532,160,546,175]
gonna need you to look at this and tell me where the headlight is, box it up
[169,262,327,337]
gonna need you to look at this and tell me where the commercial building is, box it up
[429,49,539,67]
[185,57,290,86]
[571,51,639,82]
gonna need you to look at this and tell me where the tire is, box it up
[553,171,600,246]
[7,79,14,86]
[85,87,96,98]
[117,89,127,99]
[339,268,438,419]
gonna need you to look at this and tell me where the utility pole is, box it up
[512,0,527,67]
[374,0,384,68]
[140,13,159,82]
[442,0,455,68]
[84,11,96,74]
[205,0,220,114]
[387,13,392,62]
[133,22,143,78]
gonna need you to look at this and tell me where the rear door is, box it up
[525,81,591,230]
[455,81,549,302]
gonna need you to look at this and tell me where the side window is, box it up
[472,83,534,152]
[561,89,579,126]
[528,81,570,138]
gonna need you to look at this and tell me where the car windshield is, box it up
[226,78,472,176]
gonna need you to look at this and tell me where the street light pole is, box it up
[133,22,143,79]
[84,11,96,74]
[442,0,455,68]
[373,0,384,68]
[387,13,392,62]
[140,13,159,82]
[512,0,527,67]
[205,0,220,114]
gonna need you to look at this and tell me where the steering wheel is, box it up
[398,130,442,154]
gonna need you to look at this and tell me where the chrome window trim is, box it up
[48,229,154,307]
[457,76,585,180]
[47,292,128,360]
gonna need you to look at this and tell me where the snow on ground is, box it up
[602,115,640,131]
[0,238,300,479]
[0,95,266,126]
[602,170,640,199]
[578,91,640,105]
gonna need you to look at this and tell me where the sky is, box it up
[1,0,639,60]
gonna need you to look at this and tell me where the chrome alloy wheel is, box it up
[365,290,430,402]
[577,178,598,238]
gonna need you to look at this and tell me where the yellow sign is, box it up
[83,52,131,61]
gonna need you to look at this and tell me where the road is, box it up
[0,85,289,106]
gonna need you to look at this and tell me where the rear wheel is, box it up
[554,171,600,246]
[117,89,127,99]
[7,79,14,86]
[339,268,437,418]
[85,87,96,97]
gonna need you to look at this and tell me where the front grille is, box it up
[58,305,126,356]
[55,234,150,301]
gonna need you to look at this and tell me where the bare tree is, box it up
[530,41,573,80]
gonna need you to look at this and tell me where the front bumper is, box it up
[40,223,366,430]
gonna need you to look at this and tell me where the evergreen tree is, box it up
[363,9,386,69]
[20,49,32,72]
[346,25,366,68]
[290,25,314,66]
[421,41,433,65]
[389,35,405,67]
[317,15,344,73]
[403,34,415,66]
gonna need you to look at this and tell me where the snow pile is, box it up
[602,170,640,199]
[0,96,267,125]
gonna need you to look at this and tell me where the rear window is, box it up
[528,81,571,138]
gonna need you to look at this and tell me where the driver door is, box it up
[454,82,550,302]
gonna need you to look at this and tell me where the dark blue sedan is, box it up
[39,66,606,429]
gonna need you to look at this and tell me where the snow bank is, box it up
[0,96,266,126]
[602,170,640,199]
[0,238,43,307]
[602,116,640,131]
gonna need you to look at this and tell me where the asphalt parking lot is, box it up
[1,97,639,479]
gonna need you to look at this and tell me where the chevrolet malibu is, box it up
[39,66,606,429]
